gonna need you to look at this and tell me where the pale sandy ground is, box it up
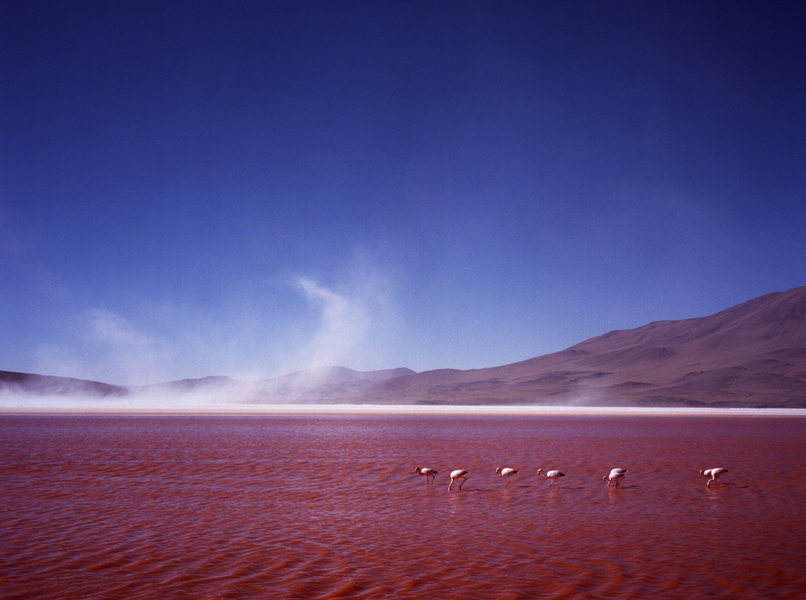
[1,398,805,418]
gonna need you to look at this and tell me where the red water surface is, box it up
[2,415,805,599]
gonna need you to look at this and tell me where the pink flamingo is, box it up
[700,468,728,487]
[496,467,518,487]
[448,469,468,491]
[603,468,627,487]
[414,466,438,484]
[537,468,565,488]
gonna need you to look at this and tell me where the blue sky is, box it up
[2,1,805,386]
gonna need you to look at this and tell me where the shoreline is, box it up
[2,404,806,417]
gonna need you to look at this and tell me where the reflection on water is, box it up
[1,415,805,599]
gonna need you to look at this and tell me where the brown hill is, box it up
[357,287,806,408]
[0,370,128,397]
[3,287,805,408]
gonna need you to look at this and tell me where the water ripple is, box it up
[1,415,805,599]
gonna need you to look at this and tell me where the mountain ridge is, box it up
[3,287,806,408]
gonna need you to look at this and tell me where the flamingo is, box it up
[496,467,518,486]
[448,469,468,491]
[603,468,627,487]
[537,468,565,488]
[700,467,728,487]
[414,467,438,484]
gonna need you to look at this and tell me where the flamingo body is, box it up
[603,468,627,487]
[448,469,468,491]
[414,466,438,484]
[537,468,566,488]
[496,467,518,486]
[700,467,728,487]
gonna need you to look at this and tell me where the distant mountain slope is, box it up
[251,366,417,402]
[2,287,805,408]
[261,366,416,387]
[360,287,806,408]
[130,376,240,395]
[0,370,128,397]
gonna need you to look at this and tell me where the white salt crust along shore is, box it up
[1,400,806,417]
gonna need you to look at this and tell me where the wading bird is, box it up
[414,466,438,484]
[496,467,518,486]
[448,469,468,491]
[603,468,627,487]
[700,467,728,487]
[537,468,565,488]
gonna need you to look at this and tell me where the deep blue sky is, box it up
[2,1,805,385]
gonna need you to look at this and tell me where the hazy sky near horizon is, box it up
[2,1,805,386]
